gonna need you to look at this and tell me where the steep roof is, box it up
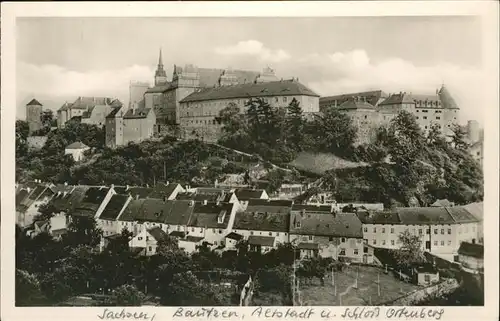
[72,187,109,218]
[338,98,376,110]
[226,232,243,241]
[180,79,319,103]
[118,199,146,222]
[188,202,234,229]
[106,107,123,119]
[27,98,43,106]
[147,183,180,199]
[123,108,153,119]
[233,210,290,232]
[438,85,459,109]
[71,96,114,109]
[356,211,402,224]
[462,202,483,220]
[66,142,89,150]
[118,199,194,225]
[99,194,130,220]
[320,90,388,107]
[145,84,171,94]
[65,186,91,213]
[397,207,455,225]
[234,188,266,201]
[431,199,454,207]
[445,207,480,224]
[379,93,416,106]
[290,212,363,238]
[248,235,275,247]
[148,227,168,242]
[458,242,483,259]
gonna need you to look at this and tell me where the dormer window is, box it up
[296,221,301,228]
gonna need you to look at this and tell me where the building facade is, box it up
[57,96,118,128]
[105,106,156,148]
[319,86,460,143]
[178,79,320,142]
[26,98,43,134]
[64,142,90,162]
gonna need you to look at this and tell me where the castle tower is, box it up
[26,98,43,134]
[154,48,168,86]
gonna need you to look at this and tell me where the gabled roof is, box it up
[338,98,376,110]
[123,108,153,119]
[234,209,290,232]
[147,227,168,242]
[117,199,146,222]
[319,90,388,107]
[248,235,275,247]
[297,242,319,250]
[225,232,243,241]
[188,202,234,229]
[184,236,204,243]
[147,183,181,199]
[169,231,186,238]
[356,211,402,224]
[180,79,319,103]
[234,188,266,201]
[71,96,114,109]
[458,242,483,259]
[431,199,454,207]
[106,107,123,119]
[462,202,483,220]
[445,207,479,224]
[27,98,43,106]
[397,207,455,225]
[290,212,363,238]
[72,187,110,218]
[65,185,91,214]
[379,93,416,106]
[66,142,89,150]
[118,199,194,225]
[145,84,171,94]
[438,85,459,109]
[99,194,130,220]
[246,199,293,214]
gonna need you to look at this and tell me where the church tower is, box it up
[154,48,168,86]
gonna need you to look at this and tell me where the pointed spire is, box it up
[158,47,163,67]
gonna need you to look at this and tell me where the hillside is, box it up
[289,151,369,175]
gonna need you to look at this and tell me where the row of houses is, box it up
[16,181,483,265]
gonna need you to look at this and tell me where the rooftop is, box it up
[180,79,319,103]
[248,235,275,247]
[233,209,290,232]
[99,194,130,220]
[123,108,153,119]
[225,232,244,241]
[458,242,484,259]
[66,141,89,150]
[26,98,43,106]
[234,188,266,201]
[148,227,168,242]
[188,202,234,228]
[290,212,363,238]
[320,90,388,107]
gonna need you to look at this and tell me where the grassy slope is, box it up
[289,152,368,175]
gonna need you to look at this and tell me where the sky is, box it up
[16,16,484,124]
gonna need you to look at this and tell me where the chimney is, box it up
[203,200,208,205]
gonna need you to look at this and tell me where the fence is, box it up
[380,278,459,306]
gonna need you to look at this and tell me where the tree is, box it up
[384,111,425,165]
[309,108,357,154]
[16,269,47,306]
[393,230,425,269]
[64,215,102,248]
[105,228,133,255]
[285,98,305,151]
[449,124,470,151]
[156,235,181,255]
[109,284,145,306]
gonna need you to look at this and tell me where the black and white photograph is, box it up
[1,2,499,319]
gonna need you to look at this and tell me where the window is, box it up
[416,116,419,119]
[354,249,359,255]
[219,230,223,234]
[436,117,441,120]
[308,235,313,241]
[373,239,377,245]
[191,227,195,232]
[382,228,386,233]
[276,232,280,236]
[390,228,394,234]
[391,240,395,246]
[424,275,430,282]
[269,232,272,236]
[448,240,452,246]
[364,227,368,232]
[250,231,254,235]
[339,248,346,255]
[275,97,279,103]
[418,229,423,235]
[423,116,428,120]
[149,246,152,251]
[341,237,346,243]
[296,222,301,228]
[441,229,444,235]
[441,241,444,246]
[426,229,430,234]
[448,228,452,235]
[373,228,377,233]
[364,115,367,119]
[283,97,288,103]
[329,236,334,241]
[382,240,386,245]
[363,246,368,253]
[138,237,143,240]
[434,241,438,246]
[146,236,149,241]
[434,229,438,234]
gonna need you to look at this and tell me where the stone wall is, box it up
[381,278,459,306]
